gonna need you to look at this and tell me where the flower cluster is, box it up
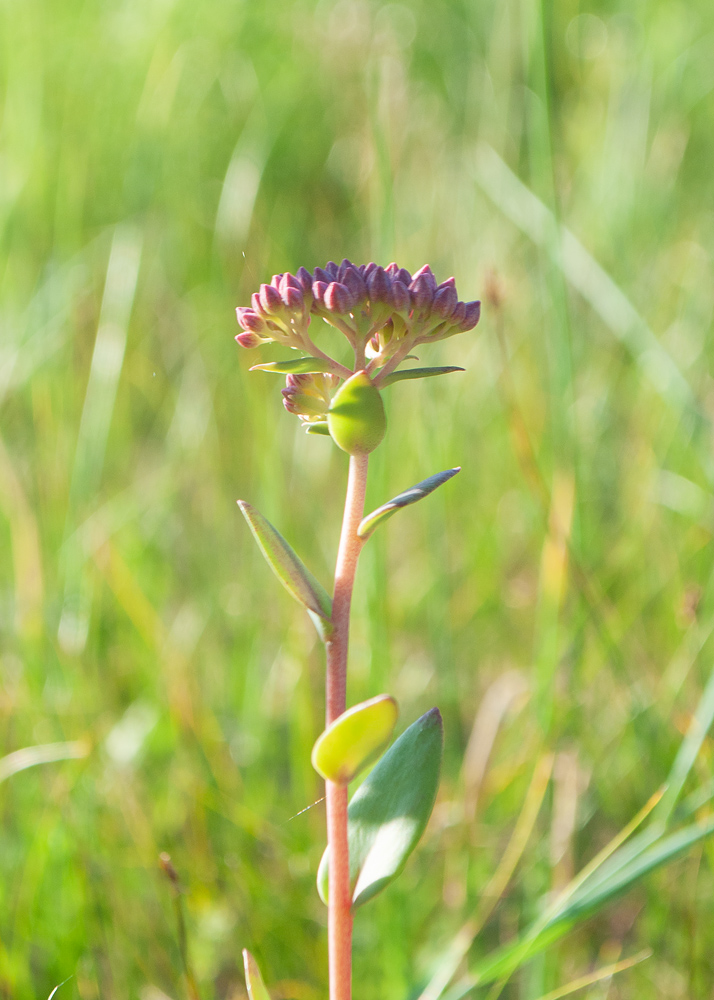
[282,373,340,424]
[235,260,480,367]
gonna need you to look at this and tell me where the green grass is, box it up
[2,0,714,997]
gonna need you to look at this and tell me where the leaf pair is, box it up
[317,707,443,909]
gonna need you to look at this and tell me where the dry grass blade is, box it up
[530,950,651,1000]
[0,742,90,784]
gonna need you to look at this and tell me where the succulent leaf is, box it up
[380,366,465,387]
[237,501,332,621]
[317,707,443,908]
[327,370,386,455]
[312,694,399,785]
[250,357,339,375]
[243,950,271,1000]
[358,468,461,540]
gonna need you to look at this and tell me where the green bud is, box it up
[327,370,386,455]
[312,694,399,785]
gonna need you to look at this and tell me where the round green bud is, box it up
[327,370,386,455]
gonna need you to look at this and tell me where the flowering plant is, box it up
[235,259,479,1000]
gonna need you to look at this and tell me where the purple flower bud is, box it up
[432,278,458,318]
[312,280,328,305]
[366,266,391,304]
[449,301,466,326]
[271,274,284,289]
[324,281,354,314]
[411,265,437,292]
[324,261,339,279]
[296,266,313,293]
[341,266,368,304]
[396,267,412,286]
[259,282,283,316]
[337,258,354,281]
[390,280,411,313]
[283,286,305,311]
[385,263,399,278]
[313,267,332,285]
[410,273,435,312]
[236,307,267,333]
[279,272,302,297]
[458,300,481,331]
[363,262,378,281]
[235,331,264,349]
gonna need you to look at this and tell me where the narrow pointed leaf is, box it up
[305,422,331,436]
[318,707,443,908]
[250,357,339,375]
[238,501,332,620]
[243,950,271,1000]
[312,694,399,784]
[358,468,461,540]
[381,366,465,386]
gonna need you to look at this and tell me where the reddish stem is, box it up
[325,452,369,1000]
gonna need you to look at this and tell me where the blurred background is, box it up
[2,0,714,997]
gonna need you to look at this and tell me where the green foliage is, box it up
[381,367,465,386]
[311,694,398,785]
[327,371,386,455]
[250,357,339,375]
[358,468,461,540]
[318,708,443,908]
[243,950,272,1000]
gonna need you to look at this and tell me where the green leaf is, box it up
[381,366,465,386]
[312,694,399,784]
[358,468,461,540]
[250,357,339,375]
[243,950,271,1000]
[237,501,332,622]
[305,422,331,436]
[328,370,386,455]
[317,707,443,908]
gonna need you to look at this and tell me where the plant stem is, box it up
[325,452,369,1000]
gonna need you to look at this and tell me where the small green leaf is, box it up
[358,468,461,540]
[312,694,399,784]
[305,422,331,436]
[328,370,386,455]
[243,950,271,1000]
[237,501,332,621]
[381,366,465,386]
[317,707,443,908]
[250,357,339,375]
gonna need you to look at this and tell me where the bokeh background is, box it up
[2,0,714,997]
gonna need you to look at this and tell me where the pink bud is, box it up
[296,266,313,293]
[271,273,284,289]
[458,300,481,331]
[390,280,411,312]
[411,264,436,287]
[279,272,302,297]
[432,279,458,318]
[236,308,267,333]
[312,280,328,304]
[449,301,466,326]
[251,292,263,315]
[324,281,353,314]
[385,263,399,278]
[235,331,263,348]
[259,283,283,315]
[342,266,368,304]
[283,286,305,311]
[410,273,435,311]
[367,266,391,304]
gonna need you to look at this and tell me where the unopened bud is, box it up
[459,301,481,331]
[236,308,267,333]
[324,281,353,315]
[342,266,368,305]
[367,266,391,304]
[324,261,339,279]
[283,285,305,311]
[313,266,332,284]
[235,331,264,348]
[327,370,386,455]
[296,266,313,294]
[337,258,355,281]
[449,301,466,326]
[259,283,283,316]
[410,273,435,312]
[432,278,458,318]
[312,280,328,305]
[390,280,411,313]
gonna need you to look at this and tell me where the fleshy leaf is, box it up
[250,357,340,375]
[238,501,332,621]
[305,422,331,436]
[317,707,443,908]
[243,950,271,1000]
[312,694,399,784]
[358,468,461,540]
[381,366,465,386]
[328,370,386,455]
